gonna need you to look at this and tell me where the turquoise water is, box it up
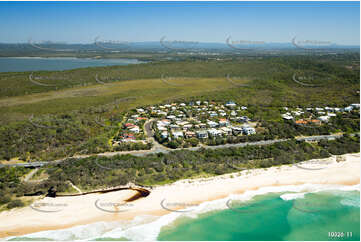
[158,191,360,241]
[7,190,360,241]
[0,57,145,72]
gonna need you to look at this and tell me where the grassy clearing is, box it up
[0,77,250,123]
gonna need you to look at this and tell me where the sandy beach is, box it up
[0,153,359,239]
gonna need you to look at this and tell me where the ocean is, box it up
[0,57,145,72]
[6,184,360,241]
[158,190,360,241]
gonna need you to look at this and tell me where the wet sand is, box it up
[0,153,359,239]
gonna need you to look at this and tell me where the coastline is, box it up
[0,57,146,73]
[0,153,360,239]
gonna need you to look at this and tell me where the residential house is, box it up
[183,124,193,130]
[208,128,223,137]
[225,101,236,108]
[351,103,360,109]
[129,126,140,133]
[219,119,230,127]
[170,124,181,130]
[318,116,330,122]
[237,116,249,123]
[344,106,353,112]
[220,127,232,135]
[136,117,147,122]
[158,126,167,131]
[282,113,293,120]
[309,119,321,126]
[207,121,219,128]
[185,131,196,138]
[172,131,184,139]
[121,133,136,142]
[292,111,303,116]
[160,119,171,125]
[158,111,167,116]
[196,130,208,139]
[125,123,136,129]
[295,119,308,125]
[232,126,243,135]
[176,121,189,126]
[161,131,168,139]
[242,126,256,135]
[209,112,218,117]
[199,123,207,129]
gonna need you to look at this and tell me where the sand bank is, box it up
[0,153,359,239]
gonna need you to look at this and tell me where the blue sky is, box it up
[0,1,359,45]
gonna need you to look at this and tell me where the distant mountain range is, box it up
[0,41,359,53]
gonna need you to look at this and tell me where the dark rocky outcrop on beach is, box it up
[46,186,57,198]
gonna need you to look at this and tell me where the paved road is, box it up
[0,162,48,168]
[1,133,355,168]
[144,119,167,151]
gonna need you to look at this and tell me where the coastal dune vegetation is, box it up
[0,135,359,210]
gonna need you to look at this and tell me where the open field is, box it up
[0,56,358,164]
[0,73,358,124]
[0,77,243,118]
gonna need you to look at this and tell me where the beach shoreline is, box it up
[0,153,360,239]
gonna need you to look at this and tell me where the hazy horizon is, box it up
[0,1,359,46]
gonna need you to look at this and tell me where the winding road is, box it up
[1,133,355,168]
